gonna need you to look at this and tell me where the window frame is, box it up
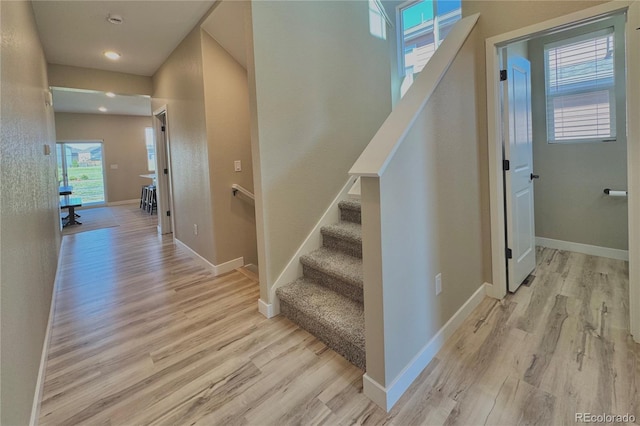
[543,27,617,144]
[369,0,388,40]
[396,0,462,78]
[530,15,626,146]
[144,127,156,173]
[56,140,108,206]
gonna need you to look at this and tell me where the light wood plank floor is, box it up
[40,205,640,425]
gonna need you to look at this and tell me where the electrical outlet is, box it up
[435,273,442,295]
[234,160,242,172]
[193,224,198,235]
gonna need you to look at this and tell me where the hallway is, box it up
[39,205,377,425]
[38,205,639,425]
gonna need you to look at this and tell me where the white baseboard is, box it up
[174,239,244,276]
[364,283,487,412]
[258,298,279,318]
[536,237,629,261]
[362,374,387,409]
[243,263,259,275]
[107,199,139,206]
[30,241,65,425]
[268,176,359,303]
[483,281,502,300]
[214,257,246,275]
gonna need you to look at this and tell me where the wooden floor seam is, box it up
[39,205,640,425]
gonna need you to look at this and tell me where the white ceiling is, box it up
[51,87,152,116]
[32,0,247,115]
[32,0,216,77]
[201,1,248,69]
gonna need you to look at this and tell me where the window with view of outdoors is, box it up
[145,127,156,172]
[399,0,462,78]
[369,0,387,40]
[544,29,616,143]
[57,142,106,205]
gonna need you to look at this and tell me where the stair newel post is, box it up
[359,176,387,399]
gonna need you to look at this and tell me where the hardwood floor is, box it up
[39,206,640,425]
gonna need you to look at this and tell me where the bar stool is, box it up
[140,185,149,210]
[146,185,157,215]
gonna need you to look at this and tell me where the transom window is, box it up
[544,28,616,143]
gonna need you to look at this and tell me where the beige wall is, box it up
[463,0,610,282]
[152,26,217,263]
[48,64,153,96]
[202,31,257,265]
[362,29,482,386]
[248,1,392,296]
[0,1,60,424]
[54,113,153,203]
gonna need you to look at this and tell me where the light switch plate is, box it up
[234,160,242,172]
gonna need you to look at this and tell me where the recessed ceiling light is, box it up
[107,14,123,25]
[99,107,107,112]
[105,92,116,98]
[104,51,121,60]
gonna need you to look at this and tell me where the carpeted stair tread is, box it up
[321,221,361,243]
[276,278,365,350]
[338,199,361,224]
[276,199,366,370]
[300,247,362,289]
[338,199,361,212]
[300,247,363,302]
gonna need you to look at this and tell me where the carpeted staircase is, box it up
[276,199,365,369]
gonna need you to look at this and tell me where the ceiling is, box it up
[51,87,152,116]
[32,0,247,116]
[32,0,216,77]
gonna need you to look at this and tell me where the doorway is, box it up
[56,141,107,205]
[501,12,628,293]
[153,107,174,235]
[486,1,640,340]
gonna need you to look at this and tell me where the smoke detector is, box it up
[107,14,123,25]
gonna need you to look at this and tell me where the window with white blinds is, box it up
[544,28,616,143]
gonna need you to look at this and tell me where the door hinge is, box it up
[163,168,168,175]
[166,210,171,217]
[506,248,512,259]
[503,159,510,171]
[500,70,507,81]
[161,125,166,132]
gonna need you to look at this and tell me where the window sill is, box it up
[547,138,617,145]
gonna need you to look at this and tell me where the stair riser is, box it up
[322,234,362,258]
[340,208,361,225]
[302,264,363,303]
[280,300,366,370]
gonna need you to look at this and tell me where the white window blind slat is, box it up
[544,28,616,143]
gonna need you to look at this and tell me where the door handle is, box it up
[530,173,540,180]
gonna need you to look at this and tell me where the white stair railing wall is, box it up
[349,13,482,411]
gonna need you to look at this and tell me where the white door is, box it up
[154,109,174,235]
[504,56,536,292]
